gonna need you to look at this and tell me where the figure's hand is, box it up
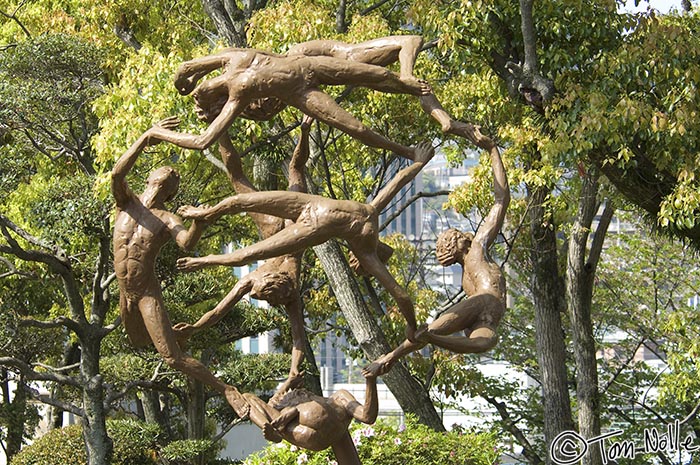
[146,116,180,146]
[178,205,210,220]
[406,325,418,343]
[172,322,197,342]
[362,366,378,380]
[177,257,206,272]
[413,141,435,164]
[415,324,431,342]
[300,114,314,131]
[263,423,283,443]
[348,251,368,277]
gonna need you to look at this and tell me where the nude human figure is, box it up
[111,116,248,418]
[230,370,378,465]
[150,47,431,160]
[175,142,436,341]
[286,35,490,143]
[363,128,510,377]
[171,118,313,380]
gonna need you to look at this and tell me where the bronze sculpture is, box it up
[285,35,488,142]
[231,370,378,465]
[150,47,431,160]
[172,118,313,380]
[364,130,509,377]
[175,141,435,341]
[111,116,249,419]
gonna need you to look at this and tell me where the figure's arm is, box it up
[176,278,253,337]
[218,133,257,194]
[287,115,312,194]
[111,116,180,207]
[369,141,434,212]
[472,145,510,249]
[147,99,244,151]
[347,374,379,424]
[166,214,210,251]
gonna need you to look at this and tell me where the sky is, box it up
[623,0,688,13]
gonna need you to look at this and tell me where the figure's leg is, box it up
[139,295,250,418]
[313,58,430,96]
[177,222,329,271]
[331,431,362,465]
[179,191,316,223]
[418,94,494,149]
[352,250,417,339]
[420,296,500,354]
[285,297,308,379]
[291,89,416,160]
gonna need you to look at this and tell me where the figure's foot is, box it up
[225,387,250,420]
[401,76,432,96]
[263,423,283,443]
[444,121,494,150]
[176,257,207,272]
[178,205,210,220]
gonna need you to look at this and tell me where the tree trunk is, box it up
[566,172,613,465]
[527,184,574,464]
[2,370,27,461]
[186,378,207,465]
[80,335,112,465]
[313,240,445,431]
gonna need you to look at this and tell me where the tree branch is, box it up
[0,0,31,39]
[0,357,82,387]
[482,394,544,464]
[23,384,84,417]
[379,190,450,232]
[18,316,82,334]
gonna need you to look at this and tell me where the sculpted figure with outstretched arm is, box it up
[175,142,436,341]
[227,370,378,465]
[111,117,248,418]
[150,47,430,160]
[172,118,313,379]
[364,128,510,377]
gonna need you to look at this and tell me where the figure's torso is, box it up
[113,201,171,295]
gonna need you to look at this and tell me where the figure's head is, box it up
[192,77,229,123]
[435,228,472,266]
[250,271,295,305]
[146,166,180,202]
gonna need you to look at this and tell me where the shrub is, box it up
[11,419,160,465]
[243,415,500,465]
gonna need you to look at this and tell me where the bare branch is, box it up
[379,190,450,232]
[0,214,67,258]
[32,362,80,373]
[482,394,544,464]
[0,357,82,387]
[0,0,31,38]
[23,384,84,417]
[0,256,35,279]
[18,316,82,333]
